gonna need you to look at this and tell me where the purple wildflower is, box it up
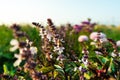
[81,21,90,25]
[73,25,83,32]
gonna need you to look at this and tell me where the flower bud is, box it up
[78,35,88,42]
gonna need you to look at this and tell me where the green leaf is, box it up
[65,67,72,72]
[0,52,13,59]
[72,71,79,79]
[3,64,9,75]
[97,55,109,64]
[54,65,62,69]
[88,63,97,74]
[108,58,116,73]
[84,73,90,79]
[39,66,54,74]
[53,70,59,78]
[55,69,64,75]
[102,60,110,70]
[90,56,102,66]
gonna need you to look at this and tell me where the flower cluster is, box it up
[73,18,96,33]
[32,19,65,62]
[9,24,44,80]
[89,31,120,57]
[10,24,37,66]
[74,30,120,79]
[90,32,107,42]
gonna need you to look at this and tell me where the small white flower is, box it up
[100,33,106,38]
[118,53,120,57]
[30,47,38,55]
[39,29,46,39]
[10,39,19,52]
[53,46,65,54]
[39,29,43,34]
[13,58,22,67]
[50,54,53,58]
[60,39,65,43]
[81,58,88,67]
[78,59,82,62]
[43,30,47,35]
[116,40,120,47]
[39,34,44,39]
[111,52,117,57]
[19,48,24,54]
[90,42,96,45]
[14,54,21,59]
[95,51,102,55]
[52,38,56,43]
[53,46,58,52]
[10,46,19,52]
[26,39,29,44]
[78,35,88,42]
[14,54,22,67]
[82,49,89,54]
[26,39,33,46]
[74,67,78,71]
[100,38,108,43]
[82,50,84,53]
[83,59,88,66]
[47,33,52,41]
[13,48,26,67]
[56,57,59,61]
[78,66,82,71]
[10,39,19,46]
[58,47,65,54]
[56,54,65,61]
[90,32,98,40]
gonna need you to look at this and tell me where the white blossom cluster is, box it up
[90,32,107,43]
[81,49,89,67]
[36,22,65,59]
[10,39,37,67]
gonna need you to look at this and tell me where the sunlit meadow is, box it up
[0,0,120,80]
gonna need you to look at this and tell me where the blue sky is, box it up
[0,0,120,25]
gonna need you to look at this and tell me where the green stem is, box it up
[63,68,68,80]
